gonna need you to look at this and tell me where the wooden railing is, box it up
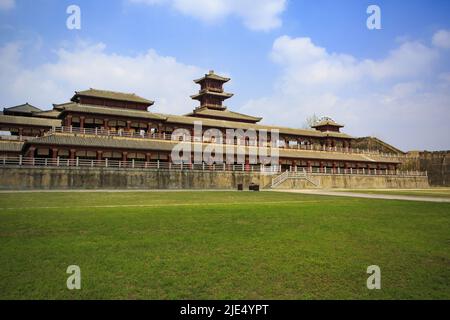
[0,156,280,173]
[0,156,428,177]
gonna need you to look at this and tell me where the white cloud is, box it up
[128,0,286,31]
[0,41,202,114]
[240,35,450,151]
[432,29,450,49]
[0,0,15,11]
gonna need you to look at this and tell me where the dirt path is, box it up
[273,189,450,203]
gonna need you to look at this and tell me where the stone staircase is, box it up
[271,170,321,189]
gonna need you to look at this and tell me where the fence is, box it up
[0,156,280,173]
[0,156,427,177]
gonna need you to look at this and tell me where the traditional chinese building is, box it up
[0,71,403,173]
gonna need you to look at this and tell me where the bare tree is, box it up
[302,114,320,129]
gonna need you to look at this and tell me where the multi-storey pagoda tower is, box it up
[190,70,233,110]
[188,70,262,123]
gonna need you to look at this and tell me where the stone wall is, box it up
[0,167,429,190]
[0,167,273,190]
[401,151,449,186]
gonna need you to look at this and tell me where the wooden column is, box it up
[52,148,58,160]
[69,149,76,160]
[65,115,72,127]
[79,116,85,130]
[28,147,36,159]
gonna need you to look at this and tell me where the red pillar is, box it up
[65,115,72,127]
[79,116,85,130]
[52,148,58,160]
[28,147,36,159]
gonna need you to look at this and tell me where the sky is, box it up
[0,0,449,151]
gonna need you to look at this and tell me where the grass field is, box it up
[346,188,450,199]
[0,191,449,300]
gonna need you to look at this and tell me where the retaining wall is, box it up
[0,167,429,190]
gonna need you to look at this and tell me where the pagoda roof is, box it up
[194,71,230,84]
[311,118,344,128]
[185,107,262,123]
[56,102,167,121]
[3,103,42,115]
[190,90,234,100]
[72,88,154,105]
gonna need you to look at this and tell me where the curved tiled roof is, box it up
[57,103,167,121]
[194,71,230,84]
[0,141,24,152]
[72,88,154,105]
[3,103,42,115]
[0,115,62,127]
[160,114,353,139]
[27,133,398,164]
[190,90,234,100]
[185,107,262,123]
[312,118,344,128]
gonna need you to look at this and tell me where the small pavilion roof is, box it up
[194,70,230,84]
[311,118,344,128]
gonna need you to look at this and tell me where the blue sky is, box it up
[1,0,450,150]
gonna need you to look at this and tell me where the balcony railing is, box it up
[46,126,406,159]
[0,156,427,177]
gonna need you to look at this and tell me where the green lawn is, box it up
[0,191,449,300]
[346,188,450,199]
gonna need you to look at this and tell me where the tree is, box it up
[302,114,320,129]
